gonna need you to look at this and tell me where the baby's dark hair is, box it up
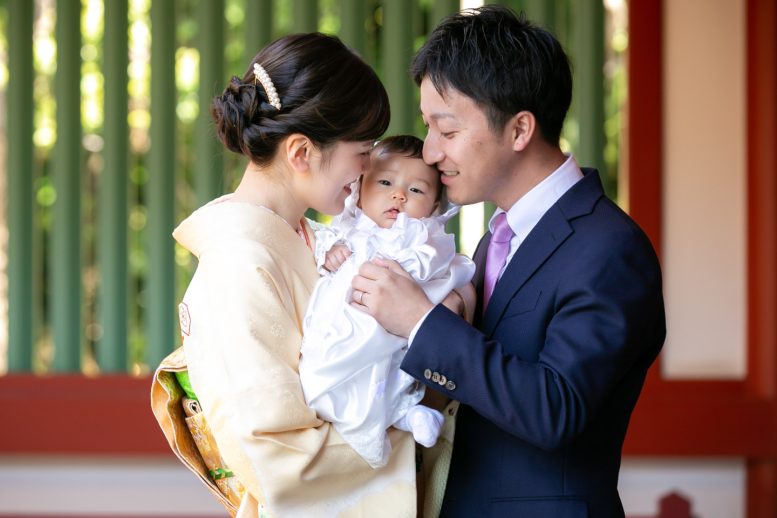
[372,135,445,206]
[372,134,424,160]
[212,33,390,166]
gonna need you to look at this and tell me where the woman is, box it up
[151,33,420,517]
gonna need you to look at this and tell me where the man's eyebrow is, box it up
[419,109,456,121]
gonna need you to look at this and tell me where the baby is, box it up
[299,135,475,468]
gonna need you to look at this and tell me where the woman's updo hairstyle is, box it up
[212,33,390,166]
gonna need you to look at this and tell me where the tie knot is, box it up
[491,212,514,244]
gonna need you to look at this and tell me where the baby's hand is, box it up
[323,244,352,272]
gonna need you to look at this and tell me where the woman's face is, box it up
[308,140,373,215]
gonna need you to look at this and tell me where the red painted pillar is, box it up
[746,0,777,515]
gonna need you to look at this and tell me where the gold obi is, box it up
[150,346,245,517]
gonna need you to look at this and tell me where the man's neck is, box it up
[495,147,567,211]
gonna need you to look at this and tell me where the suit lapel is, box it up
[479,168,604,336]
[481,205,572,335]
[472,234,490,325]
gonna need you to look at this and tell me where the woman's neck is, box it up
[232,162,306,229]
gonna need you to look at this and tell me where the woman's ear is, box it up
[355,174,364,209]
[284,133,314,172]
[509,111,536,152]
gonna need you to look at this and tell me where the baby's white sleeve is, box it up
[313,226,348,274]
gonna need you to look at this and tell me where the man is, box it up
[351,6,666,517]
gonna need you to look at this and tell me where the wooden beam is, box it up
[51,0,83,372]
[340,0,367,56]
[626,0,662,255]
[0,376,770,458]
[98,0,130,372]
[245,0,273,60]
[573,0,605,184]
[746,0,777,514]
[147,0,177,367]
[382,0,415,136]
[196,0,225,206]
[624,381,774,456]
[0,375,168,454]
[7,0,35,371]
[294,0,317,32]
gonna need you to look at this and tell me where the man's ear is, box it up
[509,111,536,152]
[284,133,314,172]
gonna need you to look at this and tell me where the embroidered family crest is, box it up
[178,302,192,336]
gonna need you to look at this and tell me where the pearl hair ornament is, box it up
[253,63,281,111]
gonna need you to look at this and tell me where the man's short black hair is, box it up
[411,5,572,145]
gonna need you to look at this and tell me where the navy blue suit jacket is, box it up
[401,169,665,517]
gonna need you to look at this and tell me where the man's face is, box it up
[419,77,517,208]
[359,153,439,228]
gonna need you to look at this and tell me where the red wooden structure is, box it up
[1,0,775,515]
[623,0,777,515]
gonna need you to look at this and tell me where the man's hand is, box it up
[350,257,434,337]
[323,244,352,272]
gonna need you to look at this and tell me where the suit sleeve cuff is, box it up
[407,306,436,346]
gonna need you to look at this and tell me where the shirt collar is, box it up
[488,154,584,243]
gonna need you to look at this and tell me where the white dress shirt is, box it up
[408,154,584,344]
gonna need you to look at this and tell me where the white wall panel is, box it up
[662,0,747,378]
[0,455,225,516]
[620,458,745,518]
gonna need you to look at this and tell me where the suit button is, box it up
[423,369,432,380]
[445,380,456,391]
[438,375,447,386]
[431,371,441,383]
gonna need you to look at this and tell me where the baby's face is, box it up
[359,153,440,229]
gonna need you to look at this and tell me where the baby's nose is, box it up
[392,191,406,201]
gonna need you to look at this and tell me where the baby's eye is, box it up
[410,187,424,194]
[378,179,391,186]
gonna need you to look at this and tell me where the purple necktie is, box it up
[483,212,514,311]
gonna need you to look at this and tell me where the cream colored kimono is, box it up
[154,195,417,518]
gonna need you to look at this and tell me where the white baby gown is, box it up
[299,190,475,468]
